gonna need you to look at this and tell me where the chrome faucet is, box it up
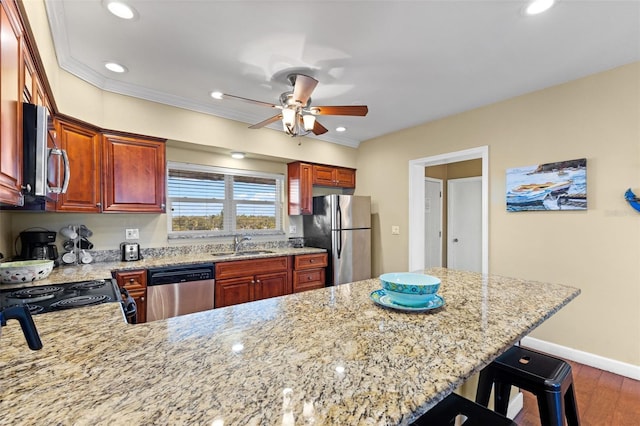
[234,235,252,253]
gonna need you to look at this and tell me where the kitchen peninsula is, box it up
[0,268,579,425]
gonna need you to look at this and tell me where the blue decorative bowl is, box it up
[379,272,441,306]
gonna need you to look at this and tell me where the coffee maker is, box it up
[18,231,58,262]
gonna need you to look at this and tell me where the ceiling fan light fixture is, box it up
[302,114,316,131]
[106,1,136,20]
[282,108,296,127]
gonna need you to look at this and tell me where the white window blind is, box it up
[167,162,283,237]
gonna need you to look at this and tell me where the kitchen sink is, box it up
[211,250,274,257]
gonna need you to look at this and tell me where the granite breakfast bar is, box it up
[0,268,580,425]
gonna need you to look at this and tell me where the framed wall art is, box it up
[506,158,587,212]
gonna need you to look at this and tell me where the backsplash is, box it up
[90,240,297,263]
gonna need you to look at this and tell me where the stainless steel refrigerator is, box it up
[303,195,371,285]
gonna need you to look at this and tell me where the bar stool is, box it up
[476,346,580,426]
[411,392,517,426]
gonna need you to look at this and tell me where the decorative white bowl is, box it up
[379,272,441,307]
[0,260,54,284]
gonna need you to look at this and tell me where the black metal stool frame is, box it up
[476,346,580,426]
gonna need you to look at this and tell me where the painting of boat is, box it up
[506,158,587,212]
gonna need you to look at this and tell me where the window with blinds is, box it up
[167,162,284,237]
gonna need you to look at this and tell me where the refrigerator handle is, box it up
[337,201,342,259]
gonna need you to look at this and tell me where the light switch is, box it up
[391,225,400,235]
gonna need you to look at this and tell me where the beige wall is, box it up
[357,63,640,365]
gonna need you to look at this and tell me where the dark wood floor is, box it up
[513,360,640,426]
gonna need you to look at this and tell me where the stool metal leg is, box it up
[564,383,581,426]
[475,368,494,407]
[540,390,565,426]
[494,381,511,415]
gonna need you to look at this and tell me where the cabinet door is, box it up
[102,134,166,213]
[255,271,288,301]
[287,162,313,215]
[55,119,102,212]
[0,2,23,206]
[335,168,356,188]
[215,276,254,308]
[312,165,336,186]
[126,288,147,324]
[114,269,147,323]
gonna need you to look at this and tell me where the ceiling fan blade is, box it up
[249,114,283,129]
[291,74,318,106]
[310,105,368,116]
[312,120,328,135]
[223,93,279,109]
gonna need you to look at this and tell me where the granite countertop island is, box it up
[0,268,580,425]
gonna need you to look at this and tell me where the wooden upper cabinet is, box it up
[312,165,355,188]
[55,119,102,212]
[288,161,356,215]
[0,0,24,206]
[101,133,166,213]
[287,162,313,215]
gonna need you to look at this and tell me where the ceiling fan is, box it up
[219,74,368,137]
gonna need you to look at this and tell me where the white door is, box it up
[424,178,443,268]
[447,177,482,272]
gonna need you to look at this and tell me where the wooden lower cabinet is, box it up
[215,256,290,308]
[113,269,147,324]
[293,253,328,293]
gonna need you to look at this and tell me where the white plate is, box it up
[370,289,445,313]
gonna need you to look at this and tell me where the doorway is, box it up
[408,146,489,273]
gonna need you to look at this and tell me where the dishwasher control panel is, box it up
[147,263,215,285]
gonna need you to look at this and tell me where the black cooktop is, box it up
[0,278,120,315]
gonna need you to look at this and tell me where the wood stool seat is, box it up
[411,392,517,425]
[476,346,580,426]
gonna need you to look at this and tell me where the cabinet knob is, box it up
[307,276,312,281]
[96,202,102,207]
[310,259,315,263]
[251,280,255,284]
[161,203,166,209]
[140,297,145,302]
[256,279,261,284]
[129,278,135,283]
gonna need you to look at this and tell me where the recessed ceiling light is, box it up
[106,1,136,20]
[231,152,245,159]
[107,1,136,19]
[211,91,224,100]
[336,126,347,132]
[104,62,127,73]
[524,0,556,15]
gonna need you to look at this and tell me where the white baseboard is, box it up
[521,336,640,380]
[506,391,524,420]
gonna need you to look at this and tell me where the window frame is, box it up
[167,161,285,239]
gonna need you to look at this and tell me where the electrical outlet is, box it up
[289,225,297,234]
[125,228,139,239]
[391,225,400,235]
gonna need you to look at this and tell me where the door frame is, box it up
[408,146,489,274]
[424,177,443,268]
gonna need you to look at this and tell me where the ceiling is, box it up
[44,1,640,148]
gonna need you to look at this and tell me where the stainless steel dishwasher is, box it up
[146,263,215,322]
